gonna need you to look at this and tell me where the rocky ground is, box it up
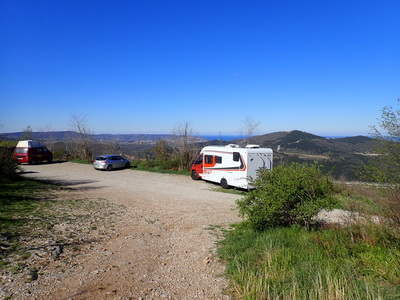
[1,162,242,299]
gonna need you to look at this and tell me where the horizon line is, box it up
[1,130,371,138]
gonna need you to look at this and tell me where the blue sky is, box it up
[1,0,399,136]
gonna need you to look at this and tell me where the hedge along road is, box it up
[19,162,241,300]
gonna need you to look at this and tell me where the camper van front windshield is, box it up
[194,155,203,164]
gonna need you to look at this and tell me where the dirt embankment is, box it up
[1,162,241,300]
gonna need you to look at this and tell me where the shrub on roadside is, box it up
[0,146,20,181]
[237,163,336,230]
[132,158,182,171]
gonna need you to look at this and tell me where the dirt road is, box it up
[9,162,242,299]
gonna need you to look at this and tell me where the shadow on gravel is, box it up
[39,179,102,191]
[18,160,68,166]
[20,171,38,174]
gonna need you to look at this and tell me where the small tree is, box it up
[0,146,20,181]
[21,125,33,140]
[153,139,171,161]
[68,114,93,160]
[172,121,196,170]
[237,163,336,231]
[240,116,260,145]
[370,99,400,184]
[369,99,400,225]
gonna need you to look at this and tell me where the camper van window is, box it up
[216,156,222,164]
[233,152,240,162]
[194,155,203,164]
[205,155,213,164]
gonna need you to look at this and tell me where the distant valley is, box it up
[1,130,377,180]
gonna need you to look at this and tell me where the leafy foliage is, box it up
[152,139,172,160]
[0,147,19,181]
[370,99,400,184]
[367,99,400,226]
[237,163,336,230]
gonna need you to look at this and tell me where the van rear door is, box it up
[13,148,29,163]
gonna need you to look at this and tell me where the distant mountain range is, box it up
[1,130,378,180]
[243,130,375,155]
[1,130,375,153]
[245,130,377,180]
[201,130,377,180]
[0,131,180,143]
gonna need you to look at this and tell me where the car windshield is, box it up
[95,156,107,161]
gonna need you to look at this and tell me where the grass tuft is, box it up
[0,177,124,272]
[219,220,400,299]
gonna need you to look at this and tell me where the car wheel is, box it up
[125,163,130,169]
[48,158,53,163]
[191,171,200,180]
[107,165,113,171]
[220,178,229,189]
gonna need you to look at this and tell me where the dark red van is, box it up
[13,140,53,164]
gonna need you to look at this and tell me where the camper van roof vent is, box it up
[245,144,260,148]
[226,144,239,148]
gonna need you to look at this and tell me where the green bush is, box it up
[237,163,336,230]
[0,147,20,181]
[132,158,182,171]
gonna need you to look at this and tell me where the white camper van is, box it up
[190,144,273,189]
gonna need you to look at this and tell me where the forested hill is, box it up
[2,129,374,150]
[227,130,377,180]
[242,130,375,155]
[2,129,378,180]
[2,129,375,155]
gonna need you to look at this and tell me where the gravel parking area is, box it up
[4,162,241,299]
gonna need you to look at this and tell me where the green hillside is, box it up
[237,131,376,180]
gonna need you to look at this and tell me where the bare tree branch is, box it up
[68,114,94,160]
[240,116,260,144]
[172,121,196,170]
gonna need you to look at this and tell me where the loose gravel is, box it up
[1,162,241,300]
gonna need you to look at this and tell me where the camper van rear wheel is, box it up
[191,171,200,180]
[220,178,229,189]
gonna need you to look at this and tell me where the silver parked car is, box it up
[93,155,131,171]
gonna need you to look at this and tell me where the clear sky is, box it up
[1,0,399,137]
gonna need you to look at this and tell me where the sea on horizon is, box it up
[197,135,243,141]
[197,134,356,141]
